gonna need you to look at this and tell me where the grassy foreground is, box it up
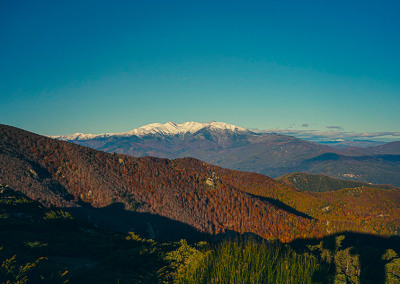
[171,238,327,284]
[170,235,400,284]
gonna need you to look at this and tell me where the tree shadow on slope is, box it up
[290,232,400,284]
[248,193,313,219]
[65,202,210,243]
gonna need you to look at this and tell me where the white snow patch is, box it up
[51,121,248,141]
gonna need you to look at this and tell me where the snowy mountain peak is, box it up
[52,121,248,141]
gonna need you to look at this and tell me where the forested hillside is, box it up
[0,124,320,242]
[1,124,400,243]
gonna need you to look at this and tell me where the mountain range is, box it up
[1,123,400,242]
[53,121,400,187]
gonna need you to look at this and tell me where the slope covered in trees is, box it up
[0,124,319,242]
[1,124,400,243]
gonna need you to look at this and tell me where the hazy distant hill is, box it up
[53,121,400,186]
[2,123,400,242]
[277,172,399,193]
[317,139,386,149]
[280,153,400,187]
[361,141,400,155]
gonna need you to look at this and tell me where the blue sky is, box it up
[1,0,399,141]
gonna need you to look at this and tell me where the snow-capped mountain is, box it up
[50,121,400,186]
[53,121,248,141]
[52,121,333,177]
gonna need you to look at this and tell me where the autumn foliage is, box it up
[1,124,399,242]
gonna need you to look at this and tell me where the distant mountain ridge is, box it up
[52,121,333,171]
[318,139,386,149]
[52,121,400,186]
[52,121,249,141]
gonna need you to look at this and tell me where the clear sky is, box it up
[1,0,399,141]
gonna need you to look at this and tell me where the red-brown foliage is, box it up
[1,124,399,241]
